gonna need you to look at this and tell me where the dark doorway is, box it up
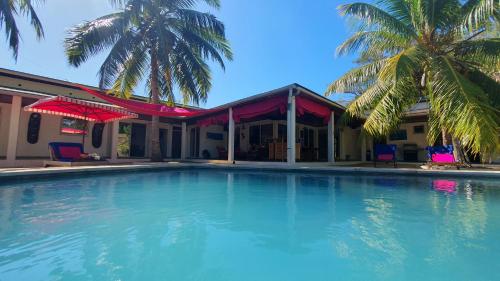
[190,127,200,158]
[130,123,146,157]
[318,129,327,161]
[160,129,168,158]
[172,126,182,158]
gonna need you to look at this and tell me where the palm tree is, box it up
[0,0,44,59]
[327,0,499,159]
[65,0,232,161]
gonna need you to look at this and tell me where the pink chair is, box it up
[427,145,461,169]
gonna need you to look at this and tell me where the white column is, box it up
[6,96,22,163]
[110,120,119,162]
[181,122,187,160]
[328,111,335,163]
[228,108,235,163]
[287,88,296,164]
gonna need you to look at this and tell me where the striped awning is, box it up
[24,95,138,122]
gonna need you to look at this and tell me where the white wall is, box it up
[386,122,428,161]
[340,127,361,161]
[187,124,227,159]
[0,103,11,157]
[16,111,113,158]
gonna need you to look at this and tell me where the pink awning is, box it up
[77,85,213,118]
[296,96,332,123]
[233,95,287,123]
[197,113,229,127]
[24,95,138,122]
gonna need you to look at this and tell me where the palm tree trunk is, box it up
[441,129,448,146]
[149,49,163,162]
[452,137,464,163]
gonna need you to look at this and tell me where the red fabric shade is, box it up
[197,113,229,127]
[77,85,212,118]
[233,95,287,123]
[24,96,138,122]
[296,96,332,123]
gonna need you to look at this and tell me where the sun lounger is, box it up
[44,142,108,167]
[374,144,397,167]
[426,145,462,169]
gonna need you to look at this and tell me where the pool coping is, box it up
[0,162,499,181]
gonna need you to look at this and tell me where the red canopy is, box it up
[233,95,287,123]
[24,95,138,122]
[296,96,333,124]
[197,113,229,127]
[77,85,212,118]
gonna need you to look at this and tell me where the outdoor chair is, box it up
[426,145,461,169]
[44,142,107,167]
[374,144,397,168]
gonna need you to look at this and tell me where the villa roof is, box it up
[0,68,346,120]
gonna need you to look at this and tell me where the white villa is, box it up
[0,68,472,168]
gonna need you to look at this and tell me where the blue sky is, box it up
[0,0,357,108]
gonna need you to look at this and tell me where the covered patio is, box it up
[189,84,344,164]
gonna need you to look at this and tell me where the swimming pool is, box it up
[0,169,499,281]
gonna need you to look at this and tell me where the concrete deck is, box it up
[0,161,499,181]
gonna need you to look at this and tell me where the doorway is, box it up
[172,126,182,158]
[159,129,168,158]
[130,123,146,157]
[318,129,327,161]
[189,127,200,158]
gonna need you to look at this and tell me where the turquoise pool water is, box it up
[0,170,499,281]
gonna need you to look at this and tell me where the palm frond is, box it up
[361,78,420,136]
[0,1,20,59]
[453,38,500,71]
[98,31,143,89]
[336,30,410,56]
[461,0,499,31]
[338,2,417,38]
[326,59,387,95]
[65,13,126,67]
[429,55,499,155]
[109,45,149,98]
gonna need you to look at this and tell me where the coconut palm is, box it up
[327,0,500,159]
[65,0,232,161]
[0,0,44,59]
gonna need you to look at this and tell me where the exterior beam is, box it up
[6,96,22,163]
[228,108,235,163]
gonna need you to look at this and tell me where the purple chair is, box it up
[374,144,397,168]
[426,145,460,169]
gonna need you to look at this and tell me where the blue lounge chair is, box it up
[426,145,461,169]
[374,144,397,168]
[44,142,107,167]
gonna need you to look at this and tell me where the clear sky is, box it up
[0,0,357,108]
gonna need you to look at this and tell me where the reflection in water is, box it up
[0,172,498,281]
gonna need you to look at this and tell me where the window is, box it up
[302,127,314,148]
[92,123,105,148]
[389,129,407,141]
[278,124,287,141]
[117,123,131,157]
[27,113,41,144]
[413,125,425,134]
[249,125,260,146]
[60,117,87,135]
[249,124,273,146]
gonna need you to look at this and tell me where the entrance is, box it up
[130,123,146,157]
[172,126,182,158]
[189,127,200,158]
[159,129,168,158]
[318,129,327,161]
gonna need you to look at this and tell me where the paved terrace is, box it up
[1,161,499,180]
